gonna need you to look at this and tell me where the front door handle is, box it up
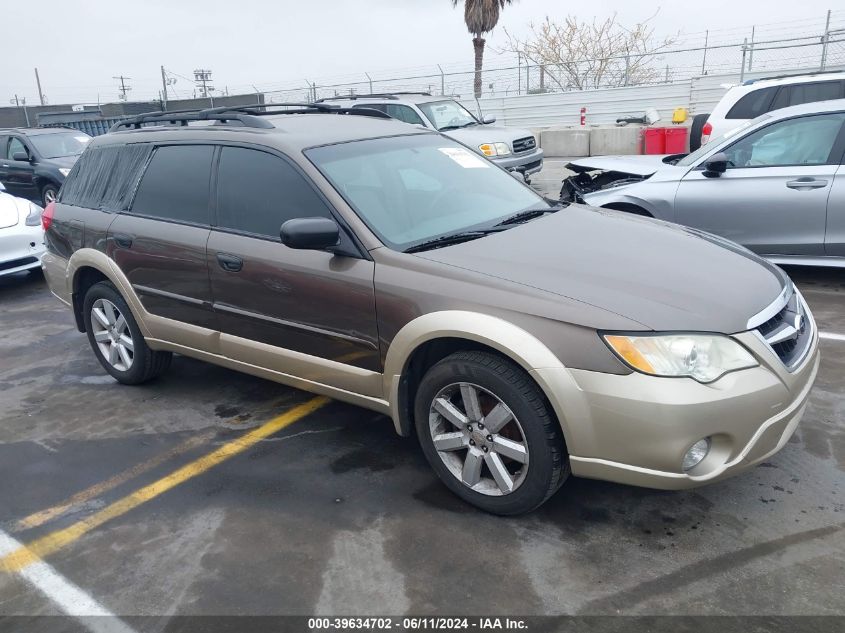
[216,253,243,272]
[113,233,133,248]
[786,177,828,190]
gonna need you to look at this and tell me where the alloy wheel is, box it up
[90,298,134,371]
[428,382,529,496]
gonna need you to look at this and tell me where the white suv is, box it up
[694,70,845,149]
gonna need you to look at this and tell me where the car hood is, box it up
[566,154,676,176]
[40,155,79,169]
[443,124,534,149]
[416,205,788,333]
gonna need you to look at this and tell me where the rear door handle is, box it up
[113,233,133,248]
[216,253,243,272]
[786,178,828,190]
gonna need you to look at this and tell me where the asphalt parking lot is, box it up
[1,182,844,626]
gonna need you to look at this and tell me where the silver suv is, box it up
[318,93,544,181]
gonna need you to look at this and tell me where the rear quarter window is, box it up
[725,87,777,119]
[59,143,153,211]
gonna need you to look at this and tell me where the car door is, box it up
[826,163,845,257]
[108,144,217,335]
[3,136,38,199]
[674,112,845,255]
[207,145,380,373]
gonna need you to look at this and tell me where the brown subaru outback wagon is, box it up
[41,104,819,514]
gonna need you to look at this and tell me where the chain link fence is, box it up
[262,12,845,104]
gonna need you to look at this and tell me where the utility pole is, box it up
[701,30,709,75]
[34,68,45,105]
[821,9,832,70]
[748,25,756,71]
[113,75,132,101]
[161,66,168,110]
[10,96,30,126]
[193,69,214,98]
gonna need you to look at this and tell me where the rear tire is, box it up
[82,281,172,385]
[41,183,59,207]
[689,113,710,152]
[414,351,569,515]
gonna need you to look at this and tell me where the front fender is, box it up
[382,311,590,452]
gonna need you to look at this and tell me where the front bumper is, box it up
[492,148,544,175]
[531,328,819,490]
[0,224,45,277]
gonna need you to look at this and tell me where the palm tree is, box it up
[452,0,513,99]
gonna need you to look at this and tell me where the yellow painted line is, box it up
[15,431,216,532]
[1,396,329,574]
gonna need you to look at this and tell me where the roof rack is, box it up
[109,102,392,132]
[742,69,845,85]
[315,92,432,102]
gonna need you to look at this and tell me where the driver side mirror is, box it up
[481,114,496,124]
[280,217,340,251]
[703,152,728,177]
[12,151,30,162]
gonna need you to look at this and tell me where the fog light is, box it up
[682,438,711,471]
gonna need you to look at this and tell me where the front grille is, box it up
[0,256,38,272]
[512,136,536,154]
[754,288,812,370]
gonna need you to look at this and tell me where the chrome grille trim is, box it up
[750,287,815,372]
[512,136,536,154]
[746,283,791,330]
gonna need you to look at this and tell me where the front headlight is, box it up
[25,202,43,227]
[478,142,511,157]
[603,333,758,383]
[59,168,72,177]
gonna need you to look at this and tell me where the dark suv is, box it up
[42,104,818,514]
[0,127,92,206]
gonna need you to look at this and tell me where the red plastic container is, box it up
[664,127,689,153]
[642,128,666,154]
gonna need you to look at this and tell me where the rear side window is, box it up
[59,144,153,211]
[215,146,332,239]
[771,81,843,110]
[130,145,214,225]
[725,87,777,119]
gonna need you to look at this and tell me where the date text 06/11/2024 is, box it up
[307,617,529,630]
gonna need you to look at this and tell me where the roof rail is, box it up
[109,108,274,132]
[109,103,393,132]
[315,92,432,102]
[742,69,845,85]
[198,103,393,119]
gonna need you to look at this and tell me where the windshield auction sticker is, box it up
[438,147,490,168]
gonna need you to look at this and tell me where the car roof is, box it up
[0,126,79,136]
[320,94,458,106]
[741,70,845,87]
[95,112,433,152]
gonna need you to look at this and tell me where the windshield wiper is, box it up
[438,121,477,131]
[494,201,567,227]
[404,228,505,253]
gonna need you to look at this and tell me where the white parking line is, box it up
[0,529,135,633]
[820,332,845,342]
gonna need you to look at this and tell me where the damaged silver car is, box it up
[561,100,845,267]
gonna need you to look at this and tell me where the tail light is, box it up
[701,121,713,145]
[42,201,55,231]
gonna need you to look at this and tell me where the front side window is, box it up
[29,132,91,159]
[417,100,478,131]
[722,113,845,168]
[8,137,29,160]
[216,146,332,239]
[131,145,214,225]
[307,134,547,251]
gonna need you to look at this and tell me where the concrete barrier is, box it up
[589,125,643,155]
[539,127,590,157]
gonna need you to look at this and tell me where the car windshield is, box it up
[418,100,478,131]
[29,132,91,159]
[675,116,766,167]
[306,134,549,251]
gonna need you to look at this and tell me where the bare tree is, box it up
[452,0,513,99]
[500,13,677,91]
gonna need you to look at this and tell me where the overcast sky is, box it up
[3,0,840,105]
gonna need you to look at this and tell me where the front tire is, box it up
[414,351,569,515]
[82,281,172,384]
